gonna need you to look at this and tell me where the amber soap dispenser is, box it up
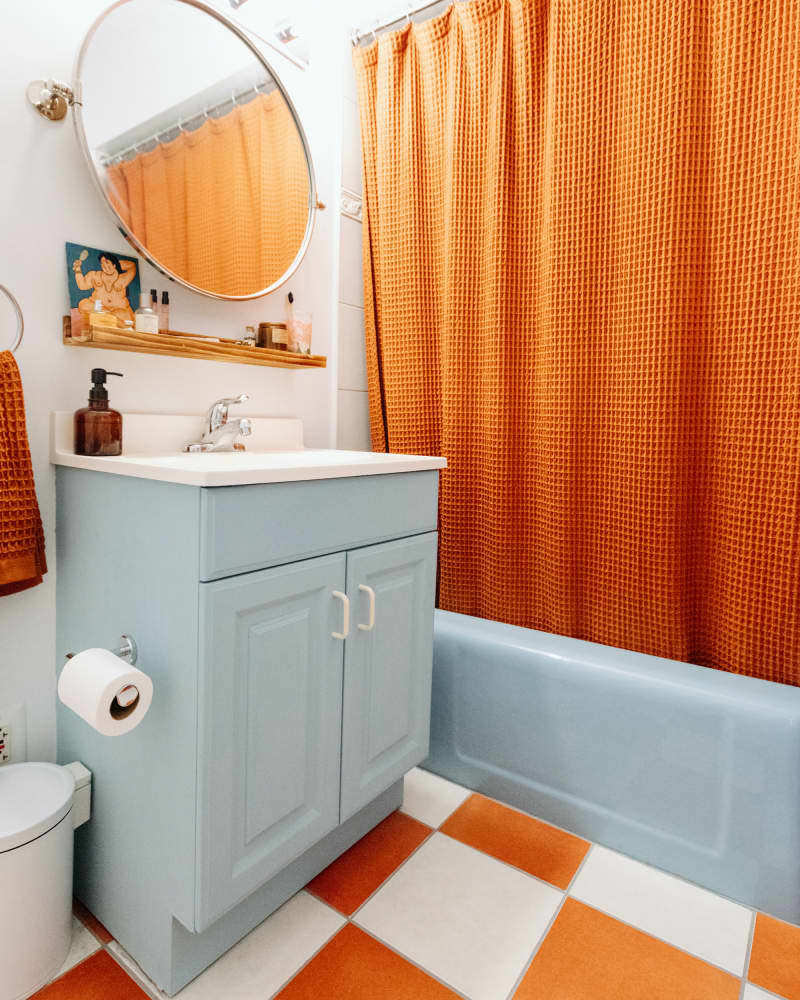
[74,368,123,456]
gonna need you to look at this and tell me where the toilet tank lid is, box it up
[0,763,75,853]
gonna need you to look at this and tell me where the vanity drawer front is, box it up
[199,470,439,581]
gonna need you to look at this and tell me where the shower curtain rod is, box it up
[352,0,454,45]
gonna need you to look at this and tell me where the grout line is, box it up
[353,923,472,999]
[349,826,436,920]
[737,911,757,1000]
[457,780,773,922]
[503,844,595,999]
[742,986,791,1000]
[264,897,350,1000]
[436,827,583,897]
[440,781,591,847]
[565,897,747,980]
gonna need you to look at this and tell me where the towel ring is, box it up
[0,285,23,353]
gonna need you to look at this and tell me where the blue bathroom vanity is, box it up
[52,413,444,994]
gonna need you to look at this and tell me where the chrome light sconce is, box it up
[26,79,81,122]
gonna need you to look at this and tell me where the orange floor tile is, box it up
[306,810,431,914]
[513,898,741,1000]
[31,950,148,1000]
[440,794,590,889]
[275,923,459,999]
[748,912,800,1000]
[73,898,113,944]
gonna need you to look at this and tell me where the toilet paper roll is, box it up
[58,648,153,736]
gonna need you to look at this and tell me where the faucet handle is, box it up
[206,393,249,432]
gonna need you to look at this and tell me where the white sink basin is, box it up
[50,413,446,486]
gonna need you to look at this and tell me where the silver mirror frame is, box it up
[71,0,318,301]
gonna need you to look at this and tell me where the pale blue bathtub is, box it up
[426,609,800,923]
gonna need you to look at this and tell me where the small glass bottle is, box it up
[158,291,170,333]
[135,292,158,334]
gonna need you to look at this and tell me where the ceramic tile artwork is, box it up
[33,770,800,1000]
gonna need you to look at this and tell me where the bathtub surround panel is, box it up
[427,610,800,925]
[354,0,800,683]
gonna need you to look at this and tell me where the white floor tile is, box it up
[110,892,344,1000]
[58,915,101,976]
[355,832,562,1000]
[570,846,752,974]
[743,985,784,1000]
[401,767,471,828]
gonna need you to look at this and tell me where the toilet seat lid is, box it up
[0,762,75,853]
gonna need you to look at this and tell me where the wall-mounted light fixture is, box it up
[26,79,81,122]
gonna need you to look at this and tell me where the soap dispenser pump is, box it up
[74,368,123,456]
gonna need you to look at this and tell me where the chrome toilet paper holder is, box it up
[65,634,138,665]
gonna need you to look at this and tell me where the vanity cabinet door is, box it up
[340,533,437,822]
[196,554,346,931]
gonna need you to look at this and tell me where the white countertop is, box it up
[50,413,446,487]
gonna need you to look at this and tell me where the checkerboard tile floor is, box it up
[33,768,800,1000]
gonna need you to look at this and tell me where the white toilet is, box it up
[0,763,75,1000]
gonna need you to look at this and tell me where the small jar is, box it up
[256,322,288,351]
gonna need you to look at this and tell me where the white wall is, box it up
[0,0,345,761]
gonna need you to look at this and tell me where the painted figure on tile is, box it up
[72,251,137,323]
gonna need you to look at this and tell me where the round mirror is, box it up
[73,0,315,300]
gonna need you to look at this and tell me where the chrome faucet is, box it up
[185,394,253,452]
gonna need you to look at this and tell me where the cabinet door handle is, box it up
[332,591,350,640]
[357,584,376,631]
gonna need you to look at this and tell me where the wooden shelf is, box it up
[62,316,326,371]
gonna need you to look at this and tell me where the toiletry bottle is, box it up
[135,292,158,334]
[158,291,170,333]
[74,368,123,456]
[270,323,288,351]
[150,288,158,312]
[89,298,117,332]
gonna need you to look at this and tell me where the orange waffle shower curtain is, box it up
[106,91,309,296]
[353,0,800,684]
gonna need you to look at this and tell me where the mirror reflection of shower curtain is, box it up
[106,91,309,297]
[354,0,800,685]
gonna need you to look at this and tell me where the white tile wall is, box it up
[336,50,371,451]
[337,389,372,451]
[339,215,365,309]
[338,303,367,391]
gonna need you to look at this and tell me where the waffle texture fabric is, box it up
[107,91,309,297]
[0,351,46,596]
[353,0,800,684]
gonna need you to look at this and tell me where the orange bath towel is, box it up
[0,351,46,596]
